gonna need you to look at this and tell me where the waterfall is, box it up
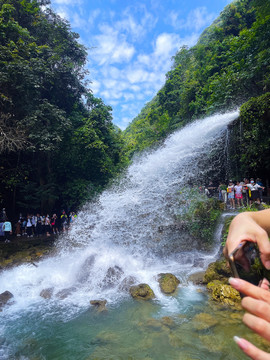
[0,110,239,316]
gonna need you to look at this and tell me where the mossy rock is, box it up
[207,281,241,307]
[158,273,180,294]
[203,259,232,284]
[193,312,218,330]
[129,284,155,300]
[90,300,108,312]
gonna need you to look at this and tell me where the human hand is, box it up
[230,277,270,359]
[223,212,270,271]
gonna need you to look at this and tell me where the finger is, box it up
[243,313,270,342]
[223,245,228,259]
[242,297,270,323]
[259,278,270,291]
[234,336,270,360]
[229,278,270,302]
[255,228,270,270]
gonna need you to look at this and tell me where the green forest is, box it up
[1,0,270,218]
[0,0,128,217]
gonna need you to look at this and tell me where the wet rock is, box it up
[144,318,163,330]
[161,316,176,329]
[207,280,241,307]
[76,255,96,283]
[193,258,205,268]
[56,287,76,299]
[119,276,137,292]
[188,271,205,285]
[192,312,218,330]
[40,288,54,299]
[0,290,14,310]
[129,283,155,300]
[102,265,124,289]
[199,334,224,352]
[91,330,118,345]
[203,259,232,284]
[90,299,108,312]
[169,333,185,348]
[158,273,180,294]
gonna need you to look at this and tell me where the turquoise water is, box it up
[1,285,263,360]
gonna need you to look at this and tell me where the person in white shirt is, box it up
[234,181,243,208]
[247,179,264,204]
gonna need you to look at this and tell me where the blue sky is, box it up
[50,0,232,129]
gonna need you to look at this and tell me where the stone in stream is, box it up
[187,271,205,285]
[102,265,124,289]
[56,287,76,299]
[118,275,137,292]
[129,283,155,300]
[40,287,54,299]
[192,312,218,330]
[203,259,232,284]
[207,280,241,308]
[158,273,180,294]
[0,290,14,310]
[90,299,108,312]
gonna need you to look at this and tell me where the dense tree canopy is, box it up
[0,0,127,217]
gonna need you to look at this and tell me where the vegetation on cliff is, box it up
[124,0,270,162]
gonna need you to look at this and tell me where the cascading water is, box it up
[1,110,251,360]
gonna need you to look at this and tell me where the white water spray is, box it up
[0,110,239,315]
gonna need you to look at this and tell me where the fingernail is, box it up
[265,261,270,270]
[233,336,241,343]
[229,277,240,288]
[233,336,248,351]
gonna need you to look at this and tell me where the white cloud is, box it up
[90,80,101,93]
[88,9,101,27]
[115,6,158,41]
[55,6,69,20]
[126,68,149,84]
[54,0,76,4]
[92,24,135,65]
[154,33,181,57]
[168,7,216,32]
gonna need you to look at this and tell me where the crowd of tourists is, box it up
[205,178,265,209]
[0,209,77,243]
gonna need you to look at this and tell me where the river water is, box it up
[1,110,263,359]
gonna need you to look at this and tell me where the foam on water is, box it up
[0,110,239,318]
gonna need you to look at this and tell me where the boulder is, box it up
[119,276,137,292]
[90,299,107,312]
[0,290,14,310]
[188,271,205,285]
[193,312,218,330]
[40,288,54,299]
[102,266,124,289]
[158,273,180,294]
[207,280,241,307]
[129,283,155,300]
[56,287,76,299]
[203,259,232,284]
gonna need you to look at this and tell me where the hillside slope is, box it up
[124,0,270,159]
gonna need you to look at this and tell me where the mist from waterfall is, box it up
[0,110,239,318]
